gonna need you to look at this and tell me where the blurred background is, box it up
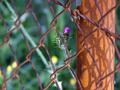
[0,0,77,90]
[0,0,120,90]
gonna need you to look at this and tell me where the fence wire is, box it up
[0,0,120,90]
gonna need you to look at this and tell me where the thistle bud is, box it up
[64,27,71,34]
[63,27,71,42]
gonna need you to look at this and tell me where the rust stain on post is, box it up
[77,0,115,90]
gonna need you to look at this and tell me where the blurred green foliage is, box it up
[0,0,76,90]
[115,1,120,90]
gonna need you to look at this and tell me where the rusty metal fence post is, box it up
[77,0,116,90]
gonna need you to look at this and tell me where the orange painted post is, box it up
[77,0,115,90]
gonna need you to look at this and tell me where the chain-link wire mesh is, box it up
[0,0,120,90]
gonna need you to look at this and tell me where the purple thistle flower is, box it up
[64,27,71,34]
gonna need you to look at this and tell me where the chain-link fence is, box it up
[0,0,120,90]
